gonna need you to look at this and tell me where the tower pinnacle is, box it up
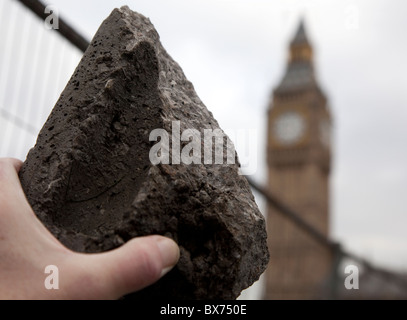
[291,19,308,46]
[276,19,318,93]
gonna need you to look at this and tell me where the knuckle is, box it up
[136,243,162,281]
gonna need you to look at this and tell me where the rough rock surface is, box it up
[19,6,269,299]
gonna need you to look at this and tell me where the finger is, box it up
[0,158,35,215]
[0,158,61,247]
[0,158,26,211]
[70,235,180,299]
[8,158,23,173]
[0,157,23,172]
[0,158,23,184]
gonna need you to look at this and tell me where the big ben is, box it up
[265,20,333,299]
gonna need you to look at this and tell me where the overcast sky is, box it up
[1,0,407,298]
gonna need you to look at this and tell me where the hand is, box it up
[0,158,179,299]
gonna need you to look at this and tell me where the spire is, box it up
[275,18,318,93]
[291,18,308,45]
[288,18,313,64]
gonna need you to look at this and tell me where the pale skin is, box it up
[0,158,180,299]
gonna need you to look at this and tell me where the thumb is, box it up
[68,235,180,299]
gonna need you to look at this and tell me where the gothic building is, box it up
[264,20,333,299]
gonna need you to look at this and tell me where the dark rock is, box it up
[19,6,269,299]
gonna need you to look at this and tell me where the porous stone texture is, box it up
[19,6,269,299]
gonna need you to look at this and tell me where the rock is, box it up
[19,6,269,299]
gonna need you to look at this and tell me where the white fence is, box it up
[0,0,82,159]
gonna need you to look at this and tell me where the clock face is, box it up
[319,119,331,148]
[273,111,305,145]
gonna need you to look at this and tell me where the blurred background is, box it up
[1,0,407,299]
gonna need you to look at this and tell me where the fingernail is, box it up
[156,237,180,277]
[160,266,173,278]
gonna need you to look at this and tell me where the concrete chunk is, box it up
[19,6,269,299]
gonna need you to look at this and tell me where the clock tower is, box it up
[264,20,333,299]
